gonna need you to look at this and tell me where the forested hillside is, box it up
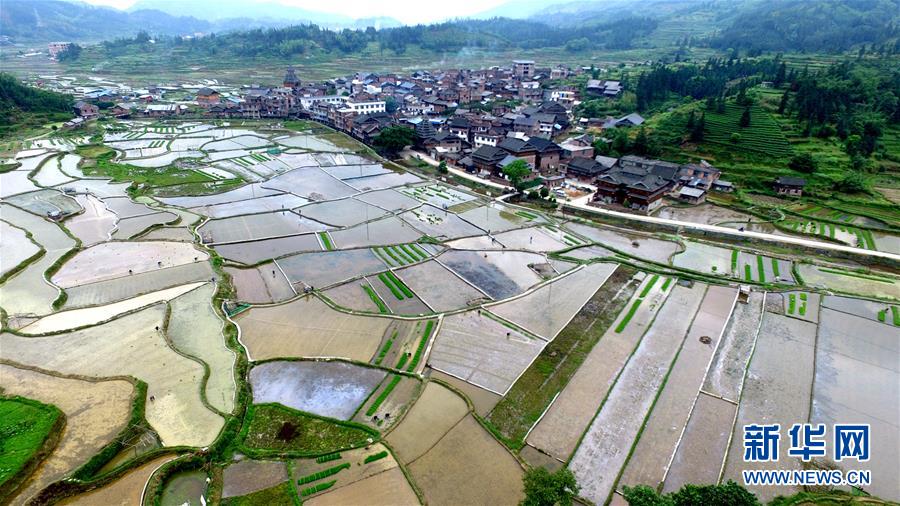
[712,0,900,52]
[99,17,660,59]
[0,0,209,42]
[0,73,72,134]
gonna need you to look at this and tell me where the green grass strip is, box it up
[771,258,781,278]
[390,245,414,264]
[819,267,894,284]
[892,306,900,326]
[756,255,766,283]
[362,284,389,314]
[409,243,429,260]
[730,250,739,273]
[862,229,876,250]
[799,298,807,316]
[297,463,349,485]
[395,353,409,370]
[300,480,336,497]
[516,210,538,220]
[407,320,435,372]
[398,244,420,263]
[365,375,401,416]
[788,294,796,314]
[639,275,659,298]
[377,272,405,300]
[878,309,887,323]
[363,451,389,464]
[744,264,753,281]
[615,299,643,334]
[374,330,397,366]
[372,247,394,267]
[660,277,672,291]
[381,246,404,266]
[319,232,334,251]
[385,271,414,298]
[316,453,341,464]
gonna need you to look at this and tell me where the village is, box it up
[2,25,898,505]
[41,57,805,216]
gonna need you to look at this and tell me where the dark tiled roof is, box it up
[525,137,560,153]
[776,176,806,186]
[472,145,508,163]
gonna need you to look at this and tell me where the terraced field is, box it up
[2,119,896,506]
[703,103,793,159]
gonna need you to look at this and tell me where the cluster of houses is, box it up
[58,59,815,211]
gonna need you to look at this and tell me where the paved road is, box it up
[400,149,512,191]
[400,149,896,262]
[564,201,900,262]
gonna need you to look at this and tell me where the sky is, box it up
[79,0,516,24]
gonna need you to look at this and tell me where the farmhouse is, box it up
[594,168,670,212]
[678,161,721,189]
[73,101,99,119]
[773,176,806,197]
[566,157,608,181]
[471,145,509,175]
[677,186,707,204]
[196,87,221,106]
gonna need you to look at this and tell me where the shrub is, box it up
[365,375,401,416]
[296,463,350,485]
[521,467,578,506]
[363,451,389,464]
[788,153,817,173]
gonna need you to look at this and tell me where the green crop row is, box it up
[362,284,389,314]
[319,232,334,251]
[315,452,341,464]
[297,463,349,485]
[756,255,766,283]
[366,375,401,417]
[300,480,336,497]
[378,272,405,300]
[363,451,389,464]
[406,320,435,372]
[374,330,397,366]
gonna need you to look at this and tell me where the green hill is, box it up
[0,73,73,136]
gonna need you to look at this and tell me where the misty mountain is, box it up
[1,0,211,42]
[128,0,402,29]
[128,0,348,25]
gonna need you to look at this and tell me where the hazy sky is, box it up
[80,0,514,24]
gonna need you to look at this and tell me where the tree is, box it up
[437,160,448,174]
[520,467,579,506]
[623,481,759,506]
[502,159,532,192]
[57,43,82,61]
[372,126,416,157]
[730,132,741,143]
[788,153,816,173]
[777,91,789,114]
[685,110,695,130]
[833,172,869,194]
[690,112,705,142]
[633,126,650,155]
[739,107,751,127]
[384,96,399,113]
[539,186,550,199]
[610,128,631,156]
